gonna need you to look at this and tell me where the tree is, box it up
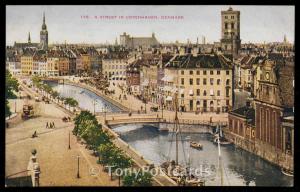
[51,91,59,102]
[122,170,153,186]
[5,70,19,117]
[73,111,97,136]
[64,97,79,111]
[31,75,41,87]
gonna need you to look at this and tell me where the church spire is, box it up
[28,32,31,43]
[42,12,47,30]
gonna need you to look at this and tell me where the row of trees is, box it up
[5,70,19,117]
[73,110,153,186]
[31,76,79,111]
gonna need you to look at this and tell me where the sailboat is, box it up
[213,123,233,146]
[160,92,205,186]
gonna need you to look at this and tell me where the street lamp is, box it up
[93,99,97,115]
[104,104,107,122]
[77,155,80,178]
[15,100,17,113]
[68,131,71,150]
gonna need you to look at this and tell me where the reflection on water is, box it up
[46,81,122,113]
[112,124,293,186]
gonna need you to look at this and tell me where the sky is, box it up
[6,5,295,45]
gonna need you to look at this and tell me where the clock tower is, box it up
[40,12,48,50]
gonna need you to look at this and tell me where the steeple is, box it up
[284,34,287,43]
[42,12,47,30]
[28,32,31,44]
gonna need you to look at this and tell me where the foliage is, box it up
[98,143,132,170]
[64,97,79,110]
[122,170,153,186]
[5,70,19,100]
[5,70,19,117]
[31,75,41,87]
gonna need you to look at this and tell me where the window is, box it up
[225,23,228,29]
[203,70,207,75]
[231,16,234,19]
[196,78,200,85]
[231,23,234,29]
[217,70,220,75]
[266,86,269,96]
[190,71,193,75]
[190,78,193,85]
[225,16,228,19]
[181,70,184,75]
[210,78,214,85]
[181,94,184,98]
[217,90,220,96]
[226,79,230,86]
[210,71,213,75]
[203,78,207,85]
[181,78,184,85]
[210,89,214,96]
[226,100,229,106]
[197,89,200,96]
[217,79,221,85]
[203,90,207,96]
[226,88,230,97]
[226,70,230,75]
[197,70,200,75]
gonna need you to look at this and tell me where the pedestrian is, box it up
[52,122,55,128]
[46,122,49,129]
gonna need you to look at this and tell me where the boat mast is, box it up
[217,123,224,186]
[174,92,179,165]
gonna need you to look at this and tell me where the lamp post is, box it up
[15,100,17,113]
[77,155,80,178]
[104,104,107,122]
[93,99,97,115]
[68,131,71,150]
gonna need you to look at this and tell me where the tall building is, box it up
[220,7,241,58]
[120,32,159,50]
[40,12,48,50]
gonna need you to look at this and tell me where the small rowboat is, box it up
[190,141,203,150]
[281,167,293,177]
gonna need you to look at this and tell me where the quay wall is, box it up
[223,130,293,171]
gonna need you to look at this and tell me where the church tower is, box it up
[28,32,31,44]
[40,12,48,50]
[220,7,241,58]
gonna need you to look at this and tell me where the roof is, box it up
[229,106,255,125]
[103,51,129,60]
[165,54,232,69]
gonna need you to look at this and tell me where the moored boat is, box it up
[281,167,293,177]
[190,141,203,150]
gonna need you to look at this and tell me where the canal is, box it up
[111,123,293,186]
[46,81,293,186]
[46,81,123,113]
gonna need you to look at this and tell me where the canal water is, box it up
[111,123,293,186]
[46,81,123,113]
[46,81,293,186]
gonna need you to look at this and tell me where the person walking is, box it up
[52,122,55,128]
[46,122,49,129]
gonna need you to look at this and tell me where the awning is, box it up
[141,79,149,86]
[166,96,173,101]
[161,75,173,82]
[189,89,194,96]
[164,86,172,91]
[180,89,185,94]
[171,87,178,93]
